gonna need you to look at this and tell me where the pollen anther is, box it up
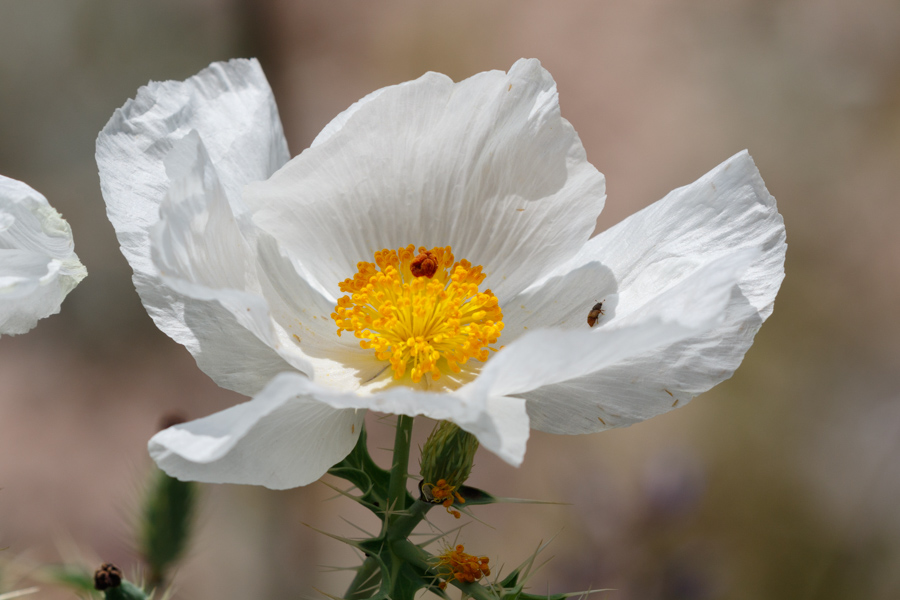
[331,245,504,383]
[434,544,491,590]
[422,479,466,519]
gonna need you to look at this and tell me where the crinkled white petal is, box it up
[153,130,377,392]
[96,58,294,396]
[310,86,389,148]
[294,374,530,467]
[149,373,366,490]
[150,370,531,487]
[150,132,316,384]
[501,260,619,344]
[569,151,784,321]
[515,151,786,433]
[253,232,390,389]
[0,175,86,335]
[244,58,605,303]
[468,249,757,400]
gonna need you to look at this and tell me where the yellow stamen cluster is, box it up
[332,245,504,383]
[434,544,491,590]
[422,479,466,519]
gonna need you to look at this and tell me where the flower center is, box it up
[331,245,504,384]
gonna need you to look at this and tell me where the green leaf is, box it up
[497,567,520,588]
[328,425,413,519]
[456,485,498,506]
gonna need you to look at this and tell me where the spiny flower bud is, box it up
[140,414,197,589]
[420,421,478,516]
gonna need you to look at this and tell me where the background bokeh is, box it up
[2,1,899,598]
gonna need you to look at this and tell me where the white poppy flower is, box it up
[1,175,86,335]
[97,58,785,490]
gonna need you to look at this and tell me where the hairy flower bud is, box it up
[140,432,197,590]
[420,421,479,509]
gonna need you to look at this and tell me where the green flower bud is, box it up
[419,421,479,494]
[139,462,196,589]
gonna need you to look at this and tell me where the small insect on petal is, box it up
[587,302,604,327]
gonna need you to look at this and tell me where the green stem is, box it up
[386,415,415,524]
[387,500,431,541]
[342,416,422,599]
[343,502,431,598]
[343,555,381,600]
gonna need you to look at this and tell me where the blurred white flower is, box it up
[97,59,785,489]
[0,175,86,335]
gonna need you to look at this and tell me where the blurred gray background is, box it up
[1,1,899,599]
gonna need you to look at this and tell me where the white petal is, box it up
[310,86,388,148]
[568,151,785,322]
[501,260,618,344]
[151,371,530,488]
[522,289,761,433]
[149,373,366,490]
[153,133,263,303]
[151,132,316,381]
[0,176,86,335]
[0,251,58,300]
[479,395,530,466]
[518,151,786,433]
[469,249,756,401]
[253,231,390,388]
[97,59,294,396]
[296,375,531,467]
[154,132,383,392]
[244,58,605,302]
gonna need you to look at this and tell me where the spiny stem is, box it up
[343,555,381,600]
[386,415,414,527]
[387,500,431,541]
